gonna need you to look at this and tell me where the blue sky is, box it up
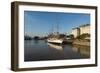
[24,11,90,37]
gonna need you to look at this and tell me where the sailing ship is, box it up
[47,38,63,44]
[47,33,64,44]
[47,15,65,44]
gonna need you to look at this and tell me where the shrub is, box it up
[76,33,90,40]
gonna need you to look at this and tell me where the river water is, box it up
[24,40,90,62]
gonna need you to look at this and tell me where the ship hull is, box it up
[47,39,63,44]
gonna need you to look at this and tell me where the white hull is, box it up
[47,39,63,44]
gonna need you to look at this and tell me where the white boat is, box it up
[47,38,63,44]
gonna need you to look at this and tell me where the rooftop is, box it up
[72,24,90,30]
[79,24,90,27]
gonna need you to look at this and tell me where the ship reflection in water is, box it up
[47,43,64,51]
[24,40,90,61]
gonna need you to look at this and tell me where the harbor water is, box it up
[24,40,90,61]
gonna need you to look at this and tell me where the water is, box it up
[24,40,90,62]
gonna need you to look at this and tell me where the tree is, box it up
[67,34,74,39]
[33,36,40,40]
[24,36,32,40]
[76,33,90,40]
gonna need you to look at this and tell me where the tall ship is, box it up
[47,33,64,44]
[47,15,65,44]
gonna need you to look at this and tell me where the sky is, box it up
[24,11,90,37]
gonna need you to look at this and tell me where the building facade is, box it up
[72,24,90,38]
[72,28,80,38]
[79,24,90,35]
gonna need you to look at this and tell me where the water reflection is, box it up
[72,45,90,57]
[47,43,64,51]
[34,39,39,44]
[24,40,90,61]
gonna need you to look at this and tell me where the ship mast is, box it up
[56,14,59,35]
[51,24,54,34]
[50,14,59,35]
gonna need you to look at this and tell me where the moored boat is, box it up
[47,15,65,44]
[47,38,63,44]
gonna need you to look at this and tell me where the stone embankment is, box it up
[73,40,90,46]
